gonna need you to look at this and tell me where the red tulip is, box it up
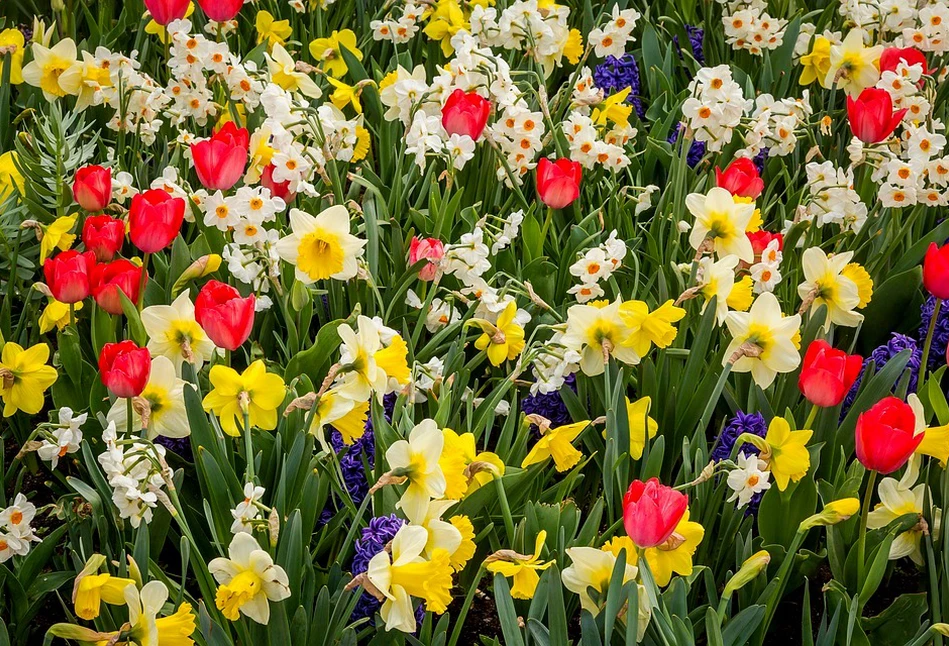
[72,165,112,211]
[191,122,249,191]
[43,250,95,304]
[261,164,295,203]
[622,478,688,548]
[846,88,907,144]
[82,214,125,262]
[855,396,923,474]
[536,158,582,210]
[715,158,764,199]
[798,340,862,408]
[129,189,185,254]
[408,237,445,282]
[441,89,491,141]
[91,260,146,315]
[197,0,244,22]
[142,0,190,25]
[923,243,949,300]
[99,340,151,398]
[880,47,928,76]
[195,280,255,351]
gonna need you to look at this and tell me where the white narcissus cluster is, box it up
[97,422,171,529]
[682,65,751,152]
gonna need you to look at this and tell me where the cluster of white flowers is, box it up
[727,452,772,508]
[750,239,783,294]
[222,235,281,311]
[371,2,423,43]
[800,161,868,233]
[722,0,788,55]
[0,494,41,563]
[489,103,548,182]
[36,407,85,468]
[567,231,628,303]
[198,185,286,242]
[230,483,266,534]
[877,60,931,124]
[588,5,642,58]
[793,25,841,60]
[97,422,171,529]
[682,66,751,152]
[410,356,446,403]
[870,123,949,208]
[530,333,581,395]
[839,0,935,45]
[563,109,635,171]
[741,93,812,158]
[900,4,949,52]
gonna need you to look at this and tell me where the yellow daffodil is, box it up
[202,360,286,436]
[450,515,477,571]
[275,206,366,284]
[384,419,447,520]
[825,29,883,96]
[733,196,762,232]
[723,292,802,389]
[471,301,526,367]
[88,581,195,646]
[0,342,58,416]
[842,263,873,308]
[563,28,584,65]
[485,531,554,600]
[440,428,504,498]
[145,2,195,43]
[308,29,362,78]
[255,10,292,50]
[21,38,81,100]
[722,550,771,596]
[366,524,454,632]
[592,88,633,127]
[0,28,25,84]
[762,416,812,490]
[142,291,215,372]
[107,357,190,440]
[625,396,658,460]
[685,187,756,263]
[209,533,291,624]
[422,0,467,56]
[308,388,369,449]
[562,546,638,614]
[619,299,686,356]
[696,255,743,325]
[266,44,322,98]
[562,300,639,376]
[39,298,82,333]
[353,126,371,162]
[798,248,866,329]
[867,459,939,566]
[245,126,275,184]
[402,499,476,573]
[0,151,24,202]
[799,36,832,87]
[643,509,705,587]
[39,214,78,264]
[326,76,362,114]
[800,498,860,530]
[522,420,590,472]
[72,555,135,621]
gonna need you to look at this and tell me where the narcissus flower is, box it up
[95,581,195,645]
[723,292,802,389]
[143,291,215,372]
[0,151,24,202]
[0,29,25,85]
[685,187,755,263]
[308,29,362,78]
[619,299,686,356]
[39,214,78,265]
[522,420,590,472]
[799,36,832,87]
[759,416,812,490]
[38,298,82,334]
[308,388,368,449]
[825,29,883,96]
[72,555,135,620]
[366,524,454,632]
[439,428,504,499]
[561,546,638,614]
[99,340,151,399]
[798,248,867,329]
[866,461,937,565]
[800,498,860,531]
[266,44,322,98]
[625,396,658,460]
[0,342,58,417]
[471,301,526,367]
[21,38,81,100]
[334,316,409,401]
[202,360,286,436]
[209,533,291,624]
[622,478,688,548]
[275,206,366,284]
[255,11,292,49]
[562,300,639,376]
[384,419,447,521]
[798,340,862,408]
[72,165,111,211]
[422,0,468,56]
[401,498,474,573]
[485,531,554,600]
[643,508,705,587]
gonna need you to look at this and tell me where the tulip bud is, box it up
[143,0,190,25]
[191,122,249,191]
[408,236,445,281]
[622,478,688,548]
[798,340,862,408]
[855,397,922,474]
[715,158,764,199]
[536,157,582,210]
[441,89,491,141]
[290,279,310,311]
[798,498,861,531]
[72,165,112,211]
[722,550,771,597]
[846,88,907,144]
[197,0,244,22]
[99,340,151,398]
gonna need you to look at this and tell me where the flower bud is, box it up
[723,550,771,597]
[798,498,860,531]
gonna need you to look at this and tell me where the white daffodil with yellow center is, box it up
[91,580,195,646]
[402,498,474,572]
[696,254,752,325]
[335,315,387,401]
[107,356,190,440]
[561,546,638,615]
[561,299,640,376]
[867,457,941,566]
[384,419,447,521]
[22,38,81,101]
[825,29,883,96]
[685,187,755,263]
[723,292,802,389]
[142,291,215,372]
[366,524,454,633]
[276,206,366,283]
[308,388,369,450]
[209,533,291,625]
[798,247,864,329]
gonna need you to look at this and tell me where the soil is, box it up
[448,585,502,644]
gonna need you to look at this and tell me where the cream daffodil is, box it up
[798,248,865,329]
[22,38,81,100]
[308,388,368,449]
[209,533,291,624]
[335,315,388,401]
[561,299,639,376]
[723,292,802,389]
[561,546,638,614]
[107,356,190,440]
[402,498,474,572]
[142,291,215,373]
[266,44,322,98]
[275,206,366,284]
[867,457,941,565]
[384,419,447,520]
[825,29,883,96]
[685,187,755,263]
[695,255,742,325]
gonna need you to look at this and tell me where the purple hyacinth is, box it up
[752,148,768,175]
[918,295,949,370]
[521,374,575,432]
[154,435,191,459]
[351,514,406,621]
[593,54,645,118]
[840,333,922,419]
[667,124,707,168]
[673,25,706,66]
[711,411,767,464]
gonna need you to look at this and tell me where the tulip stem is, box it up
[136,253,150,311]
[242,409,255,483]
[921,298,942,384]
[68,302,76,329]
[856,469,877,584]
[803,404,819,431]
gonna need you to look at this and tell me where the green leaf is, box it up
[492,573,526,646]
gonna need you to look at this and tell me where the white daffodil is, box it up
[142,291,215,372]
[723,292,802,389]
[385,419,447,521]
[209,533,291,624]
[107,357,190,439]
[798,247,863,329]
[867,457,941,565]
[561,300,640,376]
[275,206,366,284]
[561,546,638,614]
[685,187,755,262]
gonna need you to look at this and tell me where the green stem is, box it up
[857,469,878,584]
[757,530,807,646]
[137,253,150,311]
[922,299,942,384]
[242,409,255,483]
[494,476,515,545]
[803,403,819,431]
[698,361,734,436]
[447,565,486,646]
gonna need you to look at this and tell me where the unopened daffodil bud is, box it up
[723,550,771,597]
[799,498,860,532]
